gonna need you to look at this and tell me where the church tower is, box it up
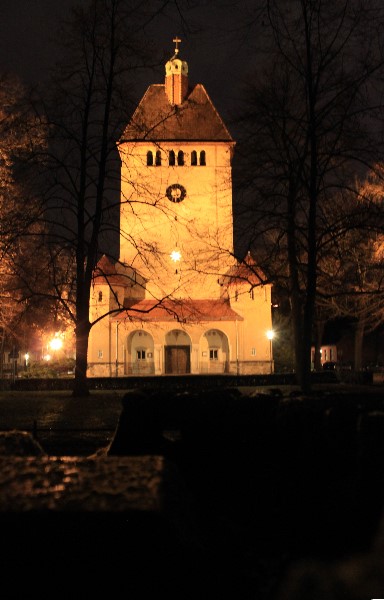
[165,36,189,105]
[118,37,235,302]
[88,40,273,377]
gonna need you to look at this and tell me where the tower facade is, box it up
[88,40,273,376]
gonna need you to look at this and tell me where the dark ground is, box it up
[0,388,123,454]
[1,383,384,599]
[0,382,379,453]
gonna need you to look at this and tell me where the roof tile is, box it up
[115,298,243,322]
[121,84,233,142]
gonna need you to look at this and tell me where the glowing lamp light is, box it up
[170,250,181,262]
[49,337,63,351]
[266,330,274,341]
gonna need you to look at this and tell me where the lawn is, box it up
[0,382,383,455]
[0,389,124,455]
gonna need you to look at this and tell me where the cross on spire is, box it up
[173,36,181,54]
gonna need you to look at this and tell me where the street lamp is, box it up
[170,249,181,275]
[44,334,64,362]
[266,329,274,374]
[49,337,63,351]
[170,249,181,262]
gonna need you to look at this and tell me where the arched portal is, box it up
[201,329,230,373]
[126,330,155,375]
[164,329,191,374]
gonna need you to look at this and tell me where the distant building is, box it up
[88,39,273,377]
[0,348,25,379]
[311,344,338,369]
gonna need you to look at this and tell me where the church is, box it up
[87,39,273,377]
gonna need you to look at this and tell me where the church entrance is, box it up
[165,345,191,374]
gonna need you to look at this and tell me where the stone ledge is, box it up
[0,455,215,598]
[0,455,179,513]
[0,454,203,559]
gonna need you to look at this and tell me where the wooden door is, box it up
[165,346,190,374]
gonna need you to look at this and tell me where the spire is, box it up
[165,37,188,105]
[173,36,181,56]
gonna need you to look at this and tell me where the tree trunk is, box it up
[354,318,365,371]
[300,321,313,393]
[0,328,4,388]
[72,319,91,397]
[291,295,304,387]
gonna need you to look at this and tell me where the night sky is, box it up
[0,0,258,123]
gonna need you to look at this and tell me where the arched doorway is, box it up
[127,330,155,375]
[164,330,191,374]
[201,329,230,373]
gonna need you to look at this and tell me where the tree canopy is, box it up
[233,0,384,389]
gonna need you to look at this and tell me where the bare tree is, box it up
[233,0,384,390]
[0,73,48,378]
[328,167,384,369]
[25,0,183,396]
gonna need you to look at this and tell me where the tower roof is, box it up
[121,37,233,143]
[121,84,233,142]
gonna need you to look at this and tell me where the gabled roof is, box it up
[115,298,243,323]
[93,255,117,276]
[221,252,268,287]
[92,255,122,285]
[121,84,233,142]
[92,255,145,287]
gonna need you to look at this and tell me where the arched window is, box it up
[200,150,206,166]
[169,150,175,166]
[155,150,161,166]
[177,150,184,166]
[146,151,153,166]
[98,291,103,302]
[191,150,197,166]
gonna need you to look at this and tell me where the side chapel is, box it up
[87,39,273,377]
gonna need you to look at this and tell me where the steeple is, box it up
[165,36,189,105]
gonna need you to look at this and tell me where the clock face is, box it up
[166,183,186,203]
